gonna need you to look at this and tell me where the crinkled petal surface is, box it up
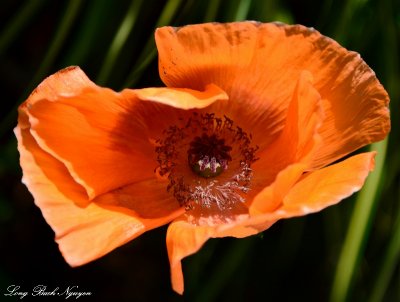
[156,21,390,168]
[155,21,388,293]
[167,152,376,293]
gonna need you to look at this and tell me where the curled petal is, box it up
[251,70,322,194]
[127,83,228,109]
[167,215,275,294]
[249,163,306,214]
[282,152,376,214]
[14,123,183,266]
[277,71,323,163]
[20,66,227,199]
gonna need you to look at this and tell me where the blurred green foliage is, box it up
[0,0,399,301]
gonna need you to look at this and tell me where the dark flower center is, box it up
[155,112,258,210]
[187,134,232,178]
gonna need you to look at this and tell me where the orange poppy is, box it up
[15,21,390,294]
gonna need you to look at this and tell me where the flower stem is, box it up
[329,139,388,302]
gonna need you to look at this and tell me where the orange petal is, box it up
[250,71,322,194]
[167,219,217,295]
[251,151,375,218]
[250,151,376,223]
[127,83,228,109]
[249,163,306,215]
[282,152,376,214]
[14,125,182,266]
[156,22,390,168]
[275,71,323,163]
[167,152,376,294]
[166,212,276,294]
[21,67,227,199]
[94,179,184,220]
[20,66,97,106]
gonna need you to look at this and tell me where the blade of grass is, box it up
[61,0,110,66]
[250,0,293,24]
[123,0,184,88]
[368,0,399,299]
[28,0,82,90]
[330,139,388,302]
[193,238,255,302]
[96,0,144,85]
[368,194,400,302]
[0,1,48,56]
[234,0,252,21]
[204,0,221,22]
[0,0,82,139]
[185,239,219,294]
[333,0,368,44]
[221,0,251,22]
[316,0,334,28]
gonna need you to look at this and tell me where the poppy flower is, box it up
[15,21,390,294]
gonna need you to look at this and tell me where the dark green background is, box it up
[0,0,399,301]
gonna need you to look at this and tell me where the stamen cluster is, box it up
[188,133,231,177]
[155,112,258,210]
